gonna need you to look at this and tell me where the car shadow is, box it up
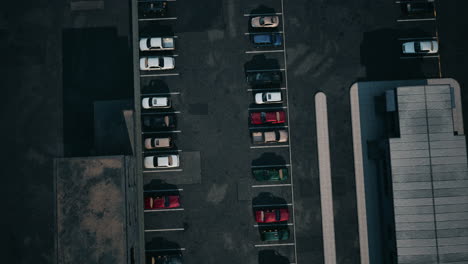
[145,237,182,256]
[141,79,170,94]
[252,192,288,208]
[244,54,282,73]
[143,179,181,196]
[258,250,290,264]
[251,152,287,167]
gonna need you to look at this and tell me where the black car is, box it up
[139,1,168,17]
[401,1,434,16]
[143,115,175,129]
[146,254,183,264]
[246,71,282,86]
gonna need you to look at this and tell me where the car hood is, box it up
[144,156,154,168]
[139,38,149,50]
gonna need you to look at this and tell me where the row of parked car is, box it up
[245,14,292,242]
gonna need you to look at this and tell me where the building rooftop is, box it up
[55,155,140,264]
[389,84,468,263]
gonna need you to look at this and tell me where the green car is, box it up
[261,229,290,241]
[253,168,288,181]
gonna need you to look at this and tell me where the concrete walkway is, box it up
[315,92,337,264]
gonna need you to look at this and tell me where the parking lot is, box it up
[132,0,458,263]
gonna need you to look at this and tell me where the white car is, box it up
[144,155,179,169]
[251,16,279,28]
[140,56,175,71]
[144,137,172,150]
[142,97,171,109]
[402,40,438,54]
[139,37,175,51]
[255,92,282,104]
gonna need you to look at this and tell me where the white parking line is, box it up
[400,55,439,59]
[143,169,183,173]
[398,37,437,41]
[142,130,182,134]
[245,31,283,35]
[250,144,289,149]
[141,73,180,77]
[144,208,184,213]
[144,188,183,192]
[145,248,186,252]
[144,227,184,232]
[243,12,282,17]
[248,106,287,111]
[251,164,290,168]
[254,243,295,248]
[253,203,292,208]
[397,17,436,22]
[141,92,181,96]
[249,125,288,130]
[252,184,292,188]
[254,223,293,228]
[143,149,182,154]
[280,0,298,261]
[245,49,284,54]
[245,69,285,73]
[141,111,181,115]
[247,87,286,92]
[139,17,178,21]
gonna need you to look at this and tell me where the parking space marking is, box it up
[250,144,289,149]
[399,55,439,59]
[243,12,282,17]
[397,17,436,22]
[245,49,284,54]
[254,243,295,248]
[252,203,292,208]
[246,69,285,73]
[139,17,178,21]
[144,208,184,213]
[141,111,181,115]
[143,149,182,154]
[280,0,298,261]
[143,169,183,173]
[140,73,180,77]
[141,92,181,96]
[145,248,186,252]
[254,223,293,228]
[144,227,185,232]
[249,125,288,130]
[144,188,183,192]
[398,37,437,41]
[247,87,286,92]
[244,31,283,35]
[251,164,290,168]
[248,106,287,111]
[252,183,292,188]
[142,130,182,134]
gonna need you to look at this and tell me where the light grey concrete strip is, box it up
[349,83,370,264]
[315,92,337,264]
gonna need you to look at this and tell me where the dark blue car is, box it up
[252,33,282,47]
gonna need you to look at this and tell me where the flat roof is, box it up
[55,156,135,264]
[389,85,468,263]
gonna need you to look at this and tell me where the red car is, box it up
[144,195,181,210]
[250,111,286,125]
[255,208,289,223]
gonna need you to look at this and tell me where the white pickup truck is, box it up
[139,37,175,51]
[144,155,180,169]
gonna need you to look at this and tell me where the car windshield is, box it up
[275,210,281,220]
[259,17,265,25]
[263,94,268,101]
[164,196,170,207]
[147,38,152,48]
[159,58,164,67]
